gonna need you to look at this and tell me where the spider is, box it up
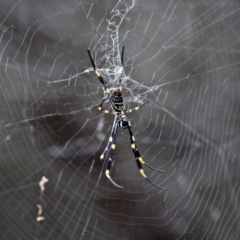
[87,46,166,190]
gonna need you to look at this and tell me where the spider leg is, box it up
[100,117,118,160]
[127,126,164,173]
[105,151,124,188]
[104,120,124,188]
[87,49,107,90]
[98,96,112,114]
[117,45,125,87]
[121,45,124,65]
[126,101,150,114]
[136,159,167,191]
[127,126,167,191]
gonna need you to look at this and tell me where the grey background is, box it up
[1,0,240,239]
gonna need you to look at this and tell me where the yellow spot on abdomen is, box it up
[134,107,139,111]
[132,136,135,142]
[109,136,113,142]
[100,154,104,160]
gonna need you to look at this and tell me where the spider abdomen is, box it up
[111,95,124,112]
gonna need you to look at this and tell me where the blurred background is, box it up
[1,0,240,239]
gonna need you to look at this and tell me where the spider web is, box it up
[1,0,240,239]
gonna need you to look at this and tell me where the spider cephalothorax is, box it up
[87,47,166,190]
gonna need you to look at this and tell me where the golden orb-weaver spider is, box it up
[87,46,166,190]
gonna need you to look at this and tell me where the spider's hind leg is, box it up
[103,120,124,188]
[127,126,166,190]
[128,126,164,173]
[105,150,124,189]
[100,117,118,160]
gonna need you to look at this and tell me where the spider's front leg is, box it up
[117,45,124,87]
[87,49,107,90]
[127,125,166,191]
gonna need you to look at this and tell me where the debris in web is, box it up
[36,176,49,222]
